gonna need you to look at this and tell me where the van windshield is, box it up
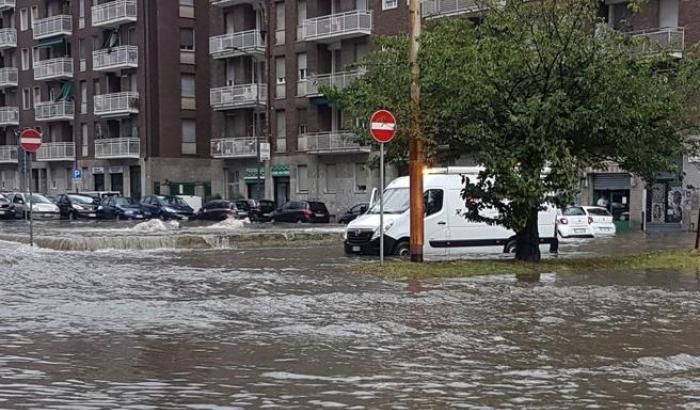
[369,188,409,214]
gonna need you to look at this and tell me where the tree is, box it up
[326,0,700,261]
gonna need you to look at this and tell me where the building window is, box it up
[22,88,30,110]
[275,57,285,99]
[275,1,285,45]
[20,48,29,70]
[297,0,306,40]
[382,0,398,10]
[354,163,368,193]
[179,0,195,18]
[80,81,87,114]
[181,119,197,154]
[325,164,336,193]
[79,0,85,28]
[297,53,307,81]
[297,165,308,192]
[32,47,39,66]
[275,110,286,153]
[30,6,38,27]
[181,74,196,110]
[32,87,40,106]
[81,123,88,157]
[180,28,195,50]
[20,8,28,31]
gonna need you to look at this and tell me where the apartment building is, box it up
[0,0,215,199]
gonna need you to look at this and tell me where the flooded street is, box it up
[1,229,700,408]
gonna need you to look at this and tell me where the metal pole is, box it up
[695,206,700,250]
[408,0,424,262]
[27,151,33,247]
[380,143,385,265]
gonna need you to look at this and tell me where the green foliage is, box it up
[326,0,700,235]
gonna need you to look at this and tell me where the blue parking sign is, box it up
[72,169,82,180]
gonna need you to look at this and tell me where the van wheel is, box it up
[394,241,410,257]
[505,240,517,254]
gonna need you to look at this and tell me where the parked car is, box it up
[197,200,248,221]
[248,199,276,222]
[74,191,121,201]
[338,203,369,224]
[557,206,595,238]
[4,192,60,220]
[271,201,330,223]
[56,194,100,220]
[140,195,195,220]
[0,193,15,220]
[98,196,151,220]
[582,206,617,236]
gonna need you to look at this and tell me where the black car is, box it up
[0,193,14,220]
[98,196,151,220]
[140,195,195,220]
[56,194,100,220]
[248,199,276,222]
[197,200,248,221]
[338,203,368,224]
[271,201,330,223]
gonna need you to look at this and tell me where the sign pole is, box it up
[27,151,33,247]
[380,143,385,265]
[19,128,43,247]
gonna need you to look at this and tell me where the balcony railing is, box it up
[302,132,370,155]
[0,67,18,88]
[93,45,138,71]
[302,10,372,43]
[631,27,685,57]
[94,92,139,117]
[36,142,75,161]
[0,107,18,126]
[95,137,140,159]
[34,58,73,81]
[0,28,16,49]
[210,84,267,110]
[298,69,365,97]
[33,15,73,40]
[421,0,481,17]
[91,0,137,28]
[210,0,255,7]
[0,145,18,163]
[209,30,265,59]
[35,100,74,121]
[0,0,15,12]
[211,137,258,158]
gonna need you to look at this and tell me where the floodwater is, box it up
[1,226,700,408]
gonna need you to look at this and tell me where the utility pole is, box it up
[408,0,424,262]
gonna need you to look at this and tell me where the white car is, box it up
[557,206,594,238]
[5,192,60,219]
[582,206,616,236]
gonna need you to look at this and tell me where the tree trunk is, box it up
[515,208,541,262]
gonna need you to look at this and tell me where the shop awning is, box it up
[37,37,64,48]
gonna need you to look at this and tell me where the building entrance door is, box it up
[274,176,290,207]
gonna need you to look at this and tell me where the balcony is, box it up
[0,28,16,50]
[421,0,482,18]
[631,27,685,58]
[211,137,258,159]
[209,30,265,59]
[210,84,267,110]
[35,100,74,122]
[0,67,18,89]
[91,0,137,28]
[298,69,365,97]
[34,58,73,81]
[0,0,14,12]
[93,45,138,72]
[36,142,75,162]
[33,15,72,40]
[301,132,370,155]
[210,0,255,7]
[302,10,372,43]
[94,92,139,117]
[0,107,18,126]
[95,138,140,159]
[0,145,18,164]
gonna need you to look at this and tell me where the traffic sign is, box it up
[20,128,42,153]
[72,169,82,181]
[370,110,397,144]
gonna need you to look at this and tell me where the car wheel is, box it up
[296,218,304,224]
[116,214,123,221]
[270,217,276,223]
[68,212,75,221]
[394,241,410,257]
[505,240,517,254]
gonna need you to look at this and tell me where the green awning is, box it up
[271,165,290,177]
[244,168,265,180]
[102,30,119,49]
[55,82,74,102]
[37,37,64,48]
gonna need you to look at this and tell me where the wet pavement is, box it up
[1,227,700,408]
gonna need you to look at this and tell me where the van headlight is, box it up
[372,220,395,240]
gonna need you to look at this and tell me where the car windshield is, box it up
[587,207,611,216]
[68,195,96,205]
[115,197,138,206]
[309,202,327,212]
[159,196,188,207]
[368,188,410,214]
[562,207,586,216]
[235,201,250,211]
[29,194,52,204]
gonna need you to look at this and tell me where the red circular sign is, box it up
[20,128,42,153]
[370,110,397,144]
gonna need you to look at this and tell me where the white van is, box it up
[344,168,558,257]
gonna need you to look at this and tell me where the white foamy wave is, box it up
[130,219,180,233]
[210,218,249,230]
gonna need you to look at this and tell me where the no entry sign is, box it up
[20,128,42,153]
[370,110,397,144]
